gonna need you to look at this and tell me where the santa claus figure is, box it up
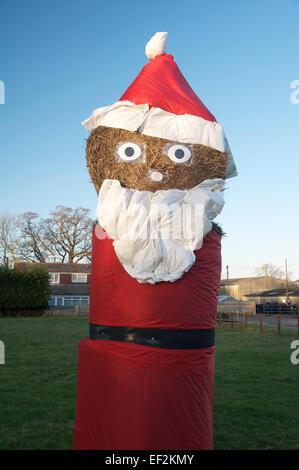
[74,32,237,450]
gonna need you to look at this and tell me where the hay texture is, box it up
[86,126,228,193]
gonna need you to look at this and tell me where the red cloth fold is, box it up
[120,54,216,122]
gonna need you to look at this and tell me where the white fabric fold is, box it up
[82,101,150,133]
[139,107,225,151]
[97,179,225,284]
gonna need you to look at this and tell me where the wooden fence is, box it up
[217,301,255,315]
[217,312,299,335]
[47,305,89,317]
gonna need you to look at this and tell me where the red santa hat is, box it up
[82,32,237,178]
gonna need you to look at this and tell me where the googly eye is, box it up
[167,144,192,164]
[117,143,142,162]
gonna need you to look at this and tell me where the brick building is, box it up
[14,262,91,307]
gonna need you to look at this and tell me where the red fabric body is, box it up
[74,338,215,450]
[120,54,216,123]
[89,229,221,330]
[74,229,222,450]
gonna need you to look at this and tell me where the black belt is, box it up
[89,323,215,349]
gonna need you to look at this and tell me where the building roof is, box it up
[245,288,299,298]
[218,295,243,303]
[50,284,90,296]
[15,262,91,274]
[220,276,267,285]
[221,275,298,288]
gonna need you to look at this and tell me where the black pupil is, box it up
[175,148,185,159]
[125,146,135,157]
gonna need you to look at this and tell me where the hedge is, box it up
[0,266,51,311]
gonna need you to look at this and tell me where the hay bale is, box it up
[86,126,228,193]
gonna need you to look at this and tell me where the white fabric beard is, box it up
[97,178,225,284]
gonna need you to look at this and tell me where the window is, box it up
[61,296,89,306]
[48,296,89,306]
[50,273,60,284]
[72,273,87,283]
[64,297,72,306]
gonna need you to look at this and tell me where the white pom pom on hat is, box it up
[145,32,168,60]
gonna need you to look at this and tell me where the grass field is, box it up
[0,317,298,450]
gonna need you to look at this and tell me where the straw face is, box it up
[86,126,228,193]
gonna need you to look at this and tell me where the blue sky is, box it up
[1,0,299,279]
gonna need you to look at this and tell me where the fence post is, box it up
[277,315,281,335]
[230,313,234,329]
[259,314,263,333]
[298,316,299,337]
[218,312,221,328]
[245,313,248,330]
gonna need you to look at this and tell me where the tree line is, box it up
[0,206,94,265]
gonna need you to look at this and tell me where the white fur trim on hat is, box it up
[82,101,150,132]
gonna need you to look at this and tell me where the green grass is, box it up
[0,317,298,450]
[0,317,88,450]
[214,326,299,449]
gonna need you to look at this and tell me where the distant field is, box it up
[0,317,298,450]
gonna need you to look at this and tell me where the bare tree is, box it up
[16,212,51,262]
[255,263,284,279]
[41,206,93,263]
[0,214,18,265]
[2,207,93,264]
